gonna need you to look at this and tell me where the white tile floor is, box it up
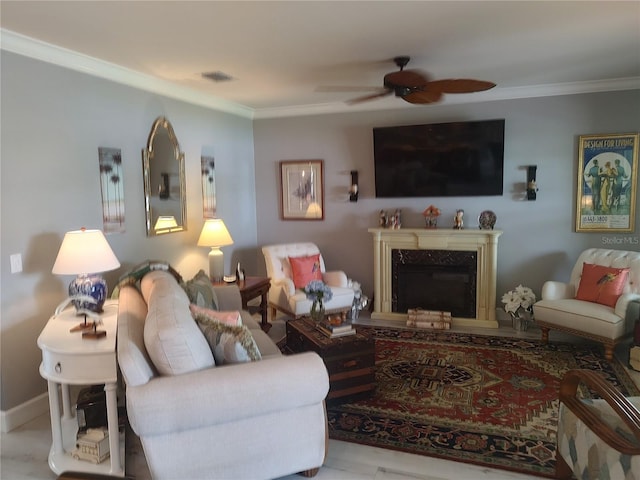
[3,315,638,480]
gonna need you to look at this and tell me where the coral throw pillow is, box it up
[575,262,629,307]
[289,254,322,289]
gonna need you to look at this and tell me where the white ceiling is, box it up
[2,1,639,118]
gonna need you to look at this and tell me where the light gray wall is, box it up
[0,51,257,411]
[2,48,639,415]
[253,91,640,303]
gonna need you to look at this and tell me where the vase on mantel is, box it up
[512,310,532,332]
[310,299,325,323]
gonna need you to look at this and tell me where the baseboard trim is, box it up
[1,393,49,433]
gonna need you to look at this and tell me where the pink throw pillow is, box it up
[575,262,629,308]
[189,304,242,326]
[289,254,322,289]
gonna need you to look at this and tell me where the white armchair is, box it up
[533,248,640,361]
[262,242,355,319]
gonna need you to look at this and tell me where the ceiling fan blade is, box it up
[402,90,443,104]
[346,89,393,105]
[427,79,496,94]
[384,69,430,88]
[315,86,386,93]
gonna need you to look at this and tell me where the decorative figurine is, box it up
[422,205,441,228]
[393,209,402,229]
[454,209,464,229]
[379,210,388,228]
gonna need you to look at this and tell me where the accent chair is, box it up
[262,242,354,320]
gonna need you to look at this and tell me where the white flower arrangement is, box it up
[501,285,536,317]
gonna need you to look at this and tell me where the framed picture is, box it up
[201,155,216,219]
[576,133,638,233]
[280,160,324,220]
[98,147,125,234]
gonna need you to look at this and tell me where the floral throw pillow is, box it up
[192,312,261,364]
[575,262,630,308]
[289,254,322,289]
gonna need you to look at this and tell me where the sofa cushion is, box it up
[184,269,219,310]
[193,312,262,364]
[289,254,322,289]
[575,263,630,307]
[142,271,215,375]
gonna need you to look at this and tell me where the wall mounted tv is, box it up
[373,119,505,197]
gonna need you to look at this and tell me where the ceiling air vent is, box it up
[201,71,234,82]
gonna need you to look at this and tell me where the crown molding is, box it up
[0,29,255,119]
[3,29,638,121]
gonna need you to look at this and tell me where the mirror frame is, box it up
[142,116,187,236]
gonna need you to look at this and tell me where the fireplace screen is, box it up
[392,249,477,317]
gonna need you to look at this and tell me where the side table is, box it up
[37,299,124,477]
[214,276,271,332]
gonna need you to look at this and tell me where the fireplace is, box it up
[369,228,502,328]
[392,249,477,317]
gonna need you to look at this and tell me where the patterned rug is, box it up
[326,326,640,478]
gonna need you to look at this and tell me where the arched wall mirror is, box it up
[142,116,187,236]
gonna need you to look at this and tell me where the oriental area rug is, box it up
[325,326,640,478]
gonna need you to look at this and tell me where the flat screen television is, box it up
[373,119,505,197]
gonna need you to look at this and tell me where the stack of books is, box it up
[315,318,356,338]
[406,308,452,330]
[630,345,640,371]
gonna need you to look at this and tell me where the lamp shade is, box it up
[305,202,322,218]
[52,228,120,275]
[197,219,234,247]
[154,215,178,232]
[52,228,120,313]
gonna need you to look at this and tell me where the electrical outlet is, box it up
[10,254,22,273]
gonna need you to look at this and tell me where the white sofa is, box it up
[117,270,330,480]
[533,248,640,361]
[262,242,354,319]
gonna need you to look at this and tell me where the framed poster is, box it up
[576,133,638,233]
[279,160,324,220]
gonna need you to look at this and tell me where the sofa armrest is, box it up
[212,284,243,311]
[541,281,574,300]
[559,369,640,455]
[323,270,348,288]
[126,351,329,437]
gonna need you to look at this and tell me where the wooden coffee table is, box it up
[286,318,375,404]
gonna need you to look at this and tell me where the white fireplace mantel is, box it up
[369,228,503,328]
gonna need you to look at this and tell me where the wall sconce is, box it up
[349,170,359,202]
[526,166,538,201]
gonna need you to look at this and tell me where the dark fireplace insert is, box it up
[392,249,477,318]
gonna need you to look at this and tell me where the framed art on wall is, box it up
[576,133,638,233]
[98,147,125,234]
[280,160,324,220]
[201,155,216,219]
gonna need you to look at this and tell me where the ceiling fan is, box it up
[330,56,496,105]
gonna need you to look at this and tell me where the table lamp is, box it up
[52,228,120,314]
[197,218,234,282]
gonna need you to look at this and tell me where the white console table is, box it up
[37,299,124,476]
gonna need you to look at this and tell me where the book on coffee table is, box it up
[316,323,356,338]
